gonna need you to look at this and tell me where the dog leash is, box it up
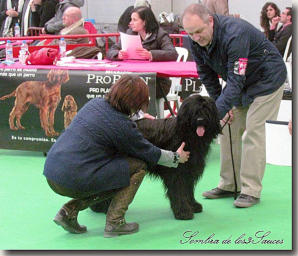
[158,83,175,117]
[221,115,238,200]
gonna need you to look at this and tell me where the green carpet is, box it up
[0,143,292,250]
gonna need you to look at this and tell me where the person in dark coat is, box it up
[108,6,178,99]
[30,0,58,27]
[182,4,286,208]
[0,0,24,37]
[268,7,292,58]
[43,75,190,238]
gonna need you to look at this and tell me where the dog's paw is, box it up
[174,211,194,220]
[192,202,203,213]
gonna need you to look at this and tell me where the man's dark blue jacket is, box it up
[190,15,287,119]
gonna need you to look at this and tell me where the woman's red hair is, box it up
[106,74,149,115]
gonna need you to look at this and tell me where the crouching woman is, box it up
[43,74,189,238]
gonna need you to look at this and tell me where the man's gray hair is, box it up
[182,3,212,23]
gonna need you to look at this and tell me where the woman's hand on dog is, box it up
[177,142,190,163]
[143,113,155,120]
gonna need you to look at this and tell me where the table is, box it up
[0,60,200,152]
[0,59,198,77]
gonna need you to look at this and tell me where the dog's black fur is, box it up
[90,94,221,220]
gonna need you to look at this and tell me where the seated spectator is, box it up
[0,0,24,37]
[42,0,84,34]
[260,2,281,39]
[117,0,151,33]
[268,7,292,58]
[107,6,178,99]
[43,7,101,59]
[30,0,58,27]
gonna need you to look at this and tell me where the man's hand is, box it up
[6,9,19,17]
[176,142,190,163]
[220,109,234,126]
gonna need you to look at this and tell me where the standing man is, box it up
[269,7,292,58]
[182,4,286,208]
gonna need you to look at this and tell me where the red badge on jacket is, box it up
[234,58,248,76]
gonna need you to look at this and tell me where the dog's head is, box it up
[177,94,221,140]
[47,69,70,85]
[62,95,77,112]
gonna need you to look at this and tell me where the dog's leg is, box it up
[48,106,59,137]
[39,108,51,136]
[8,107,17,130]
[185,178,203,213]
[10,100,29,130]
[15,103,30,130]
[163,175,194,220]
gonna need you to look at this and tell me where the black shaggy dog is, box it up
[91,94,221,220]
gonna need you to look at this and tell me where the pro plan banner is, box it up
[0,67,156,152]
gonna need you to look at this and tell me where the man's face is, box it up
[62,12,73,27]
[280,9,290,24]
[183,14,214,47]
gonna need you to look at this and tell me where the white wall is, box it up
[81,0,293,30]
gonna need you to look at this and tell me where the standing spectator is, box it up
[260,2,280,39]
[20,0,32,35]
[42,0,84,34]
[182,4,286,208]
[201,0,229,16]
[268,7,292,58]
[0,0,24,37]
[117,0,151,33]
[30,0,58,27]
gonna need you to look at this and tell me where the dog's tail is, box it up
[0,90,16,100]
